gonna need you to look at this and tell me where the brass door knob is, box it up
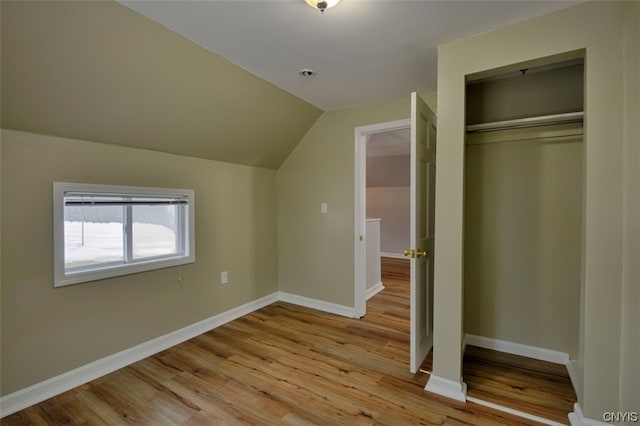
[404,249,428,258]
[416,249,428,258]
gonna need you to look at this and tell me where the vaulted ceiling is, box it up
[119,0,582,111]
[1,1,581,168]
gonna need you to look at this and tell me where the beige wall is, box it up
[366,186,410,255]
[435,1,633,419]
[277,94,436,307]
[464,133,582,358]
[366,154,410,255]
[0,130,278,395]
[465,63,583,124]
[366,155,410,187]
[621,1,640,415]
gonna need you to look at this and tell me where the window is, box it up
[53,182,195,287]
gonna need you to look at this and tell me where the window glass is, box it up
[132,204,178,260]
[64,204,124,270]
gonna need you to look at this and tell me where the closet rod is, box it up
[466,111,584,133]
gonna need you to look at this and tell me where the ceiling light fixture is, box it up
[304,0,340,14]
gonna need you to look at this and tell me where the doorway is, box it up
[354,92,436,374]
[354,119,410,319]
[363,128,411,314]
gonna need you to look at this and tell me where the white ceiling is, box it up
[119,0,581,111]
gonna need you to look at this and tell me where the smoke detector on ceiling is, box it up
[299,69,316,78]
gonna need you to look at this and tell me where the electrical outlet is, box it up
[221,271,228,284]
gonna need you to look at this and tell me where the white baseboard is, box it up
[278,292,356,318]
[565,360,582,399]
[1,292,279,418]
[568,403,609,426]
[424,374,467,402]
[467,396,566,426]
[366,282,385,300]
[464,334,570,365]
[380,252,406,259]
[1,291,358,418]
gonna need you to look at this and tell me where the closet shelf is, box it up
[466,111,584,133]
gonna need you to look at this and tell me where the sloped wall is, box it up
[0,1,321,169]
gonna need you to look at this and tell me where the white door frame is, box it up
[353,118,411,318]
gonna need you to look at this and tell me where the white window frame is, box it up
[53,182,195,287]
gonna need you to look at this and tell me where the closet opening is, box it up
[462,56,584,423]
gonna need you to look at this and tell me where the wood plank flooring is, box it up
[3,259,572,425]
[381,256,410,281]
[383,256,575,424]
[463,346,576,424]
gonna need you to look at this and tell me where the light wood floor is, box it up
[388,256,575,424]
[463,346,576,424]
[381,256,410,281]
[4,259,573,425]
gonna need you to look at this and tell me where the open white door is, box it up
[407,92,436,373]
